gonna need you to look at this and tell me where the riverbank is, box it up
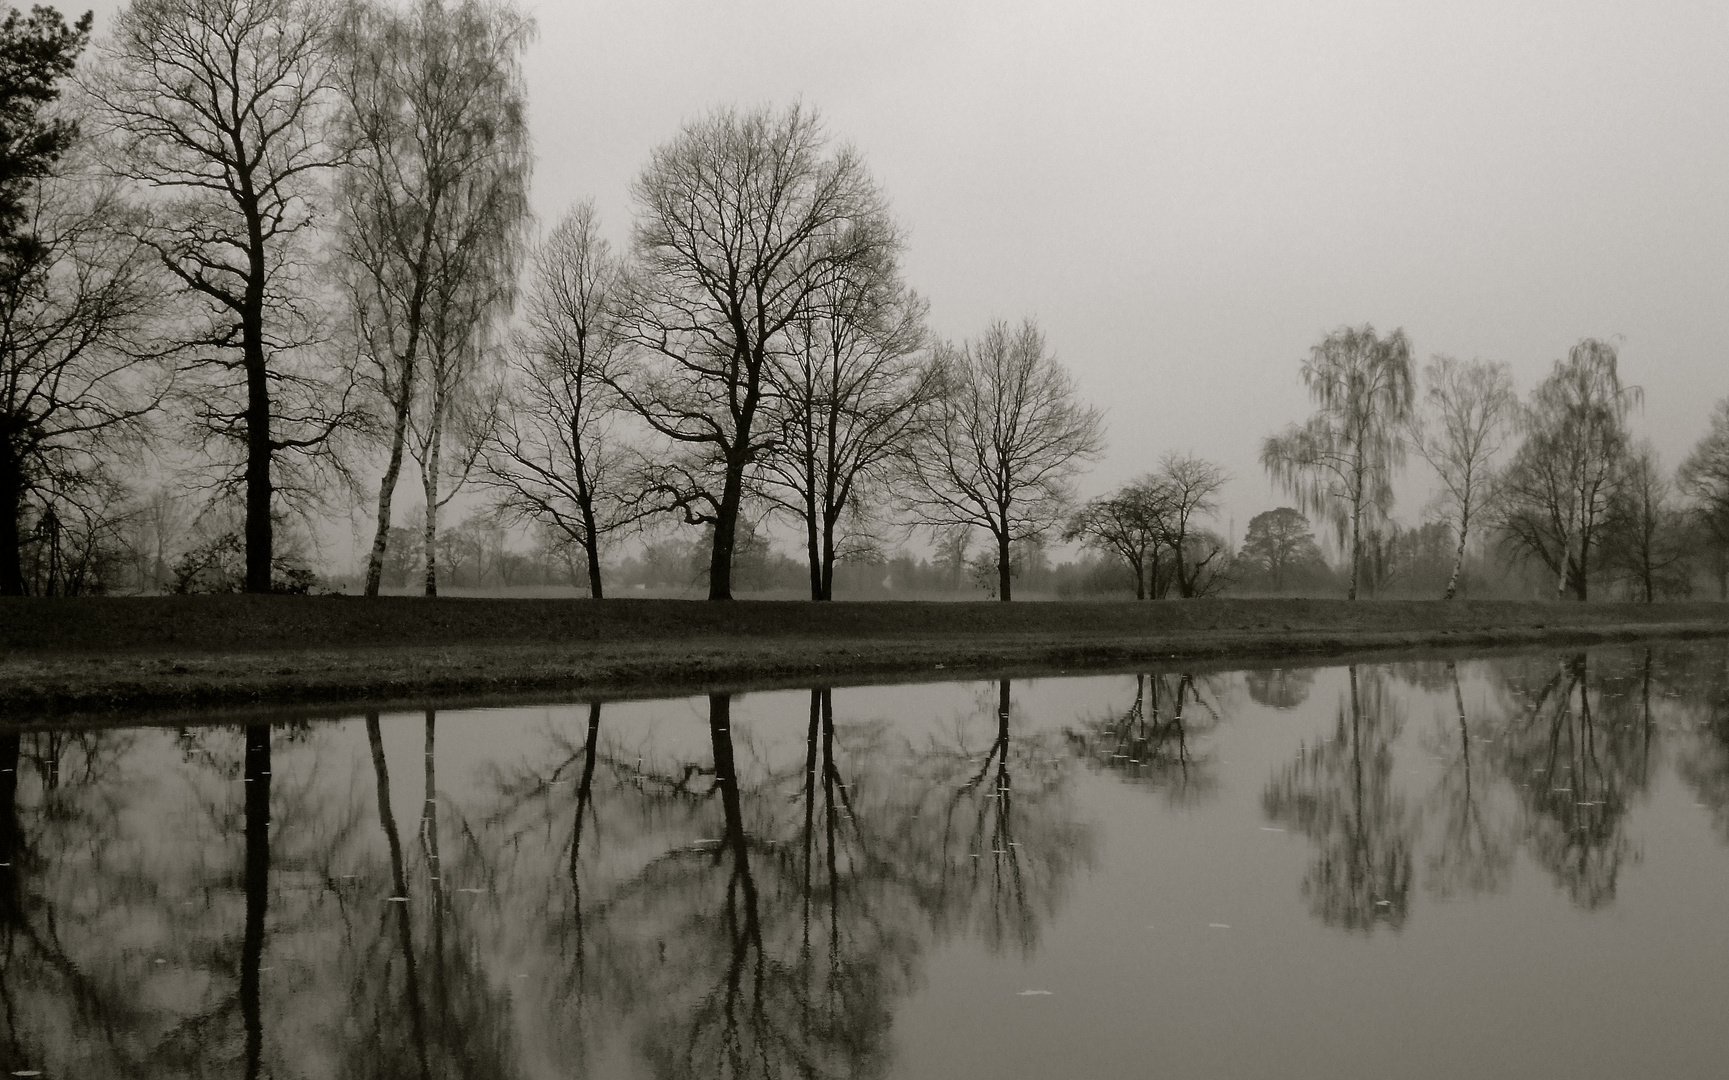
[4,595,1728,724]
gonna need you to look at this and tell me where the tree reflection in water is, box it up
[1064,672,1220,804]
[1489,653,1653,910]
[1420,661,1514,900]
[475,681,1090,1078]
[1263,666,1419,932]
[1244,667,1316,711]
[15,646,1726,1073]
[348,709,520,1080]
[1675,648,1729,838]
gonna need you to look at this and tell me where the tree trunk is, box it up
[1443,507,1469,600]
[1348,502,1361,601]
[804,497,822,601]
[242,190,273,594]
[0,437,22,596]
[569,431,604,598]
[1134,560,1145,601]
[582,530,603,599]
[364,398,413,596]
[579,495,604,599]
[819,510,837,602]
[1555,518,1573,601]
[708,456,743,601]
[243,322,273,594]
[422,414,443,597]
[997,531,1012,602]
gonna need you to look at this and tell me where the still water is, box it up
[7,642,1729,1078]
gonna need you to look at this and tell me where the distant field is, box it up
[3,595,1727,721]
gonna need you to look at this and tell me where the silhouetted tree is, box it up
[903,318,1104,601]
[481,201,641,597]
[1678,398,1729,598]
[760,235,932,600]
[1238,508,1325,592]
[1497,339,1639,600]
[1603,442,1690,601]
[92,0,351,592]
[617,103,892,600]
[1064,478,1174,599]
[1261,324,1414,599]
[0,7,166,595]
[1157,451,1228,597]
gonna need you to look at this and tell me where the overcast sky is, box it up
[84,0,1729,544]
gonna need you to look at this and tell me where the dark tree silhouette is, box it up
[93,0,351,592]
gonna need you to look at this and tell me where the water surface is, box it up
[7,642,1729,1078]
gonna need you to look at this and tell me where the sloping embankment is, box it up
[3,595,1726,722]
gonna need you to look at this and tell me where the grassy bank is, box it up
[4,594,1728,723]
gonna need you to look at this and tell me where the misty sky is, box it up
[81,0,1729,546]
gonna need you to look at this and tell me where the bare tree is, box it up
[1497,339,1639,600]
[1157,451,1228,598]
[1678,398,1729,599]
[1604,443,1689,602]
[1,13,167,594]
[616,103,892,600]
[333,0,534,597]
[903,318,1105,601]
[411,344,499,595]
[91,0,350,593]
[1409,356,1517,599]
[1065,478,1174,600]
[759,239,932,600]
[481,201,639,597]
[1261,324,1414,600]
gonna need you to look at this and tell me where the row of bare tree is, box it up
[9,3,1729,603]
[471,110,1106,602]
[0,0,1111,601]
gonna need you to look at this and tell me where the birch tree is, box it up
[333,0,533,596]
[903,318,1104,601]
[1409,355,1517,599]
[1260,324,1414,600]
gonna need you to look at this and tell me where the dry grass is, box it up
[3,594,1726,721]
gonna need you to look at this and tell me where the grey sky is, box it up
[84,0,1729,544]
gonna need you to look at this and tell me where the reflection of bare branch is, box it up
[1067,673,1221,804]
[1423,662,1513,899]
[1491,654,1647,910]
[1265,666,1418,932]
